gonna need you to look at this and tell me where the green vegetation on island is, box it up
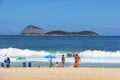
[45,30,99,36]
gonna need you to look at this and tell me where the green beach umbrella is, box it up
[16,56,26,62]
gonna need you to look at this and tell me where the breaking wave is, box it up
[0,48,120,63]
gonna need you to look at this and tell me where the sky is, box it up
[0,0,120,36]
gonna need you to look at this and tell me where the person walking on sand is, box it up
[62,55,65,67]
[74,54,81,67]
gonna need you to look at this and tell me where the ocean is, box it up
[0,36,120,68]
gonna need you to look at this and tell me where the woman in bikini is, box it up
[74,54,81,67]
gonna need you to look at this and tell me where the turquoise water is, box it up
[0,36,120,67]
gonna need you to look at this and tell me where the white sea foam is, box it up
[0,48,120,63]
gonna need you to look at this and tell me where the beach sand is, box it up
[0,67,120,80]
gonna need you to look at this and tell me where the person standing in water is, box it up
[74,54,81,67]
[62,55,65,67]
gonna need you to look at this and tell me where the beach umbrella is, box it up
[45,55,56,67]
[45,55,56,59]
[16,56,26,62]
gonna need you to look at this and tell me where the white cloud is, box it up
[104,26,120,29]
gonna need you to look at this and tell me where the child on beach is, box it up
[55,62,59,68]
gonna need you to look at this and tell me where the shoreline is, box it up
[1,61,120,68]
[0,67,120,80]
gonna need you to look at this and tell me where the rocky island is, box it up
[20,25,99,36]
[21,25,46,36]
